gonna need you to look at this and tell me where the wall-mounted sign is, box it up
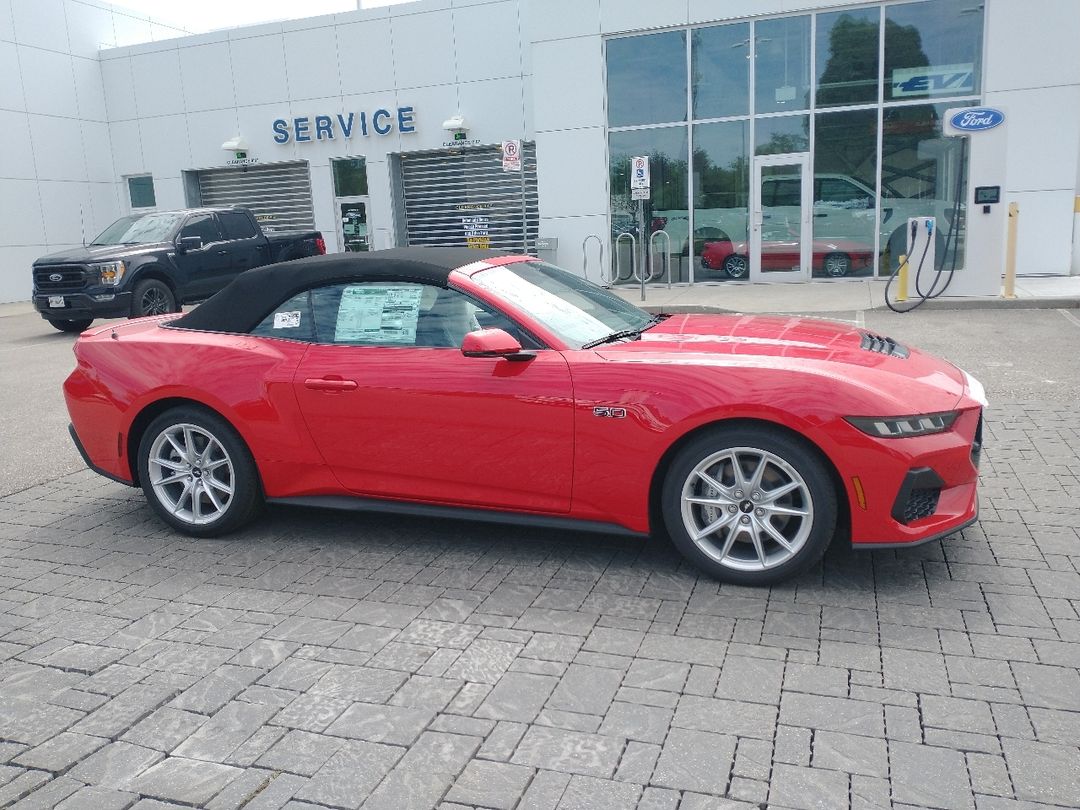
[226,156,259,167]
[462,215,490,249]
[892,64,975,97]
[501,140,521,172]
[949,107,1005,133]
[443,138,482,149]
[273,107,415,144]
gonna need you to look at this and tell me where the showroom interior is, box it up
[0,0,1078,303]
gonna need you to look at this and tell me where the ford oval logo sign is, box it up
[49,273,63,282]
[950,107,1004,132]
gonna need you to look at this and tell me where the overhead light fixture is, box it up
[442,114,467,131]
[221,135,250,152]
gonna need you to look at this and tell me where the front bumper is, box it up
[34,291,132,321]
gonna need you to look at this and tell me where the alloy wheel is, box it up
[148,423,235,525]
[142,287,171,315]
[679,446,814,571]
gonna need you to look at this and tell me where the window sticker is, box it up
[335,285,423,344]
[273,310,302,329]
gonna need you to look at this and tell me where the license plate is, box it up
[48,296,64,308]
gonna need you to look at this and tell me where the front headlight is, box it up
[91,260,126,286]
[845,411,958,438]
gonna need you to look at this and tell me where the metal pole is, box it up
[1003,202,1018,299]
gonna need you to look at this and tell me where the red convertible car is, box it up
[701,238,874,278]
[65,248,985,585]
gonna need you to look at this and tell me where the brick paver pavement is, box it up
[1,399,1078,809]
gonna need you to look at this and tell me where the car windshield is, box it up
[90,212,186,245]
[471,260,654,348]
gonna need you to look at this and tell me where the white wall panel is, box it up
[524,0,599,43]
[28,113,87,181]
[81,120,113,182]
[100,56,137,120]
[0,42,25,111]
[38,180,90,244]
[18,46,77,118]
[309,162,336,250]
[986,0,1080,92]
[0,179,46,245]
[107,119,144,176]
[179,42,235,113]
[537,213,609,277]
[338,19,395,95]
[72,54,107,120]
[390,10,455,89]
[986,86,1080,194]
[532,37,604,132]
[138,114,190,178]
[1011,190,1076,276]
[231,35,288,107]
[151,175,184,210]
[457,77,525,140]
[600,0,688,34]
[285,26,340,100]
[87,180,120,235]
[236,102,296,160]
[454,2,520,82]
[131,49,183,117]
[0,110,35,179]
[11,0,68,52]
[0,246,43,302]
[535,127,608,219]
[65,0,115,56]
[186,108,240,169]
[0,0,14,42]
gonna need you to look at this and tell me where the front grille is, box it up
[34,265,87,292]
[860,332,909,359]
[902,487,941,523]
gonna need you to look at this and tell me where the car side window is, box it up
[218,211,259,240]
[250,292,316,342]
[179,214,222,244]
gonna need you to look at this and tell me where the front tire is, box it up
[131,278,176,318]
[823,252,851,278]
[137,406,263,537]
[661,425,837,585]
[50,318,93,333]
[722,254,749,279]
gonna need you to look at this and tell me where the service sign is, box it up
[949,107,1005,133]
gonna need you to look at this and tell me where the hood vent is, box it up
[860,332,909,359]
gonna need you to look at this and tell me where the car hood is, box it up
[34,243,171,264]
[595,313,967,410]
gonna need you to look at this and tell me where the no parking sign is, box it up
[630,155,650,200]
[501,139,521,172]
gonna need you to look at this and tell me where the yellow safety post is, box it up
[896,254,908,303]
[1003,202,1019,299]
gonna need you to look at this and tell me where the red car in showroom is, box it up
[701,237,874,279]
[64,248,985,585]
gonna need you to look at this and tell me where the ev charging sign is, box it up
[631,156,650,201]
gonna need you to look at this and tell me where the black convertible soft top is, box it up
[169,247,516,334]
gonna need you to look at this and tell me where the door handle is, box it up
[217,249,228,255]
[304,378,358,391]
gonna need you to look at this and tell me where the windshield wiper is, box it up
[581,315,666,349]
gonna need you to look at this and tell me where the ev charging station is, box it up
[891,106,1008,307]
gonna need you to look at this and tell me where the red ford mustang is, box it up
[701,238,875,278]
[65,248,986,585]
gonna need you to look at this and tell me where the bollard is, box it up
[1003,201,1018,299]
[896,254,908,303]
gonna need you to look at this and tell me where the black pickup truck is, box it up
[32,207,325,332]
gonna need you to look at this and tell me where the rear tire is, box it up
[823,252,851,278]
[661,425,837,585]
[131,278,176,318]
[50,318,93,333]
[722,254,749,279]
[137,406,263,537]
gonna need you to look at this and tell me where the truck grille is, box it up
[34,265,87,292]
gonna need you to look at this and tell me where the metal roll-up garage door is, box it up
[196,161,315,232]
[399,143,539,251]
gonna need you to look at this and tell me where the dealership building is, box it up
[2,0,1079,304]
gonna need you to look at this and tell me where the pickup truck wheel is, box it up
[137,406,263,537]
[50,318,93,333]
[131,279,176,317]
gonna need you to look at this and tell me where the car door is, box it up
[291,279,575,513]
[216,211,268,281]
[174,214,227,298]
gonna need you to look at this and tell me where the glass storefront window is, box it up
[692,23,750,120]
[755,115,809,155]
[607,31,688,127]
[755,16,811,114]
[813,109,878,277]
[885,0,984,101]
[609,127,689,283]
[331,157,368,197]
[880,102,971,274]
[693,120,750,280]
[816,8,880,108]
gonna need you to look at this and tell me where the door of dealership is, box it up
[751,153,812,282]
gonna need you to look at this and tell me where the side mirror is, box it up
[177,236,203,253]
[461,328,534,361]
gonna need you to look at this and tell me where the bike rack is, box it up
[581,234,609,287]
[649,229,673,289]
[615,232,637,293]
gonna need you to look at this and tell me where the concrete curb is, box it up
[638,297,1080,316]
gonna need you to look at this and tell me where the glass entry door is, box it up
[751,153,811,282]
[337,196,370,252]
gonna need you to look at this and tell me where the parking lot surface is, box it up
[1,305,1079,809]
